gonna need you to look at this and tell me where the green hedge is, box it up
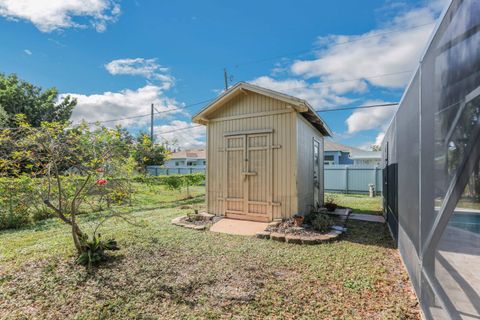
[133,173,205,186]
[0,173,206,231]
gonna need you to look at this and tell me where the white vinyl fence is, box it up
[146,166,206,176]
[324,165,382,194]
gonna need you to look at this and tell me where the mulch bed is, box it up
[257,208,351,244]
[171,212,216,230]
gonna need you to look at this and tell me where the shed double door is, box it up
[224,132,273,222]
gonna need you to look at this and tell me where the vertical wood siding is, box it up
[296,114,324,214]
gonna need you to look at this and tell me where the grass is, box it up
[131,183,205,209]
[327,192,383,215]
[0,186,418,319]
[436,198,480,211]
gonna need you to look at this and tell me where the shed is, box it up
[192,82,332,222]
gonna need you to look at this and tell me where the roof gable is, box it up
[192,82,332,136]
[169,149,206,159]
[324,140,365,153]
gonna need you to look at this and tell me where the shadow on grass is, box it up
[0,194,206,235]
[342,219,395,249]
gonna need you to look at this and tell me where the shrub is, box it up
[0,176,36,230]
[312,214,335,233]
[76,233,119,268]
[134,173,205,187]
[186,209,203,222]
[325,194,338,212]
[161,173,205,198]
[163,175,184,191]
[1,120,134,264]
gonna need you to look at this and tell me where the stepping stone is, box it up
[198,212,215,220]
[285,234,303,244]
[268,221,281,228]
[256,231,271,239]
[270,232,286,242]
[171,216,187,226]
[301,236,321,245]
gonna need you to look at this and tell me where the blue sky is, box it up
[0,0,447,149]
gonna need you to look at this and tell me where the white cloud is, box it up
[290,6,439,89]
[23,49,32,55]
[374,132,385,146]
[346,101,397,133]
[66,85,183,127]
[357,131,386,151]
[105,58,175,90]
[249,76,354,109]
[246,2,445,115]
[0,0,120,32]
[154,120,205,149]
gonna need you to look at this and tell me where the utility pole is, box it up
[224,68,229,90]
[150,103,154,143]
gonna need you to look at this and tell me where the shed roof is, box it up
[192,82,332,136]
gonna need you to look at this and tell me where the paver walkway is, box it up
[350,213,385,223]
[210,218,269,236]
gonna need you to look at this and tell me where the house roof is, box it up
[349,151,382,160]
[324,140,364,153]
[192,82,332,136]
[169,149,206,159]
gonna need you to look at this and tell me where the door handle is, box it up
[241,171,257,176]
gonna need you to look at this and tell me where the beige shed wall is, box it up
[206,92,298,220]
[296,114,324,214]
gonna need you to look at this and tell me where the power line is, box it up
[151,103,400,136]
[153,124,203,135]
[1,72,407,130]
[0,103,398,133]
[316,102,399,113]
[232,22,435,68]
[85,98,216,125]
[252,70,413,92]
[86,70,411,125]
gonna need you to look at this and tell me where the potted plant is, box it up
[293,214,304,227]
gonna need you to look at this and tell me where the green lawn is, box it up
[0,186,418,319]
[327,192,383,215]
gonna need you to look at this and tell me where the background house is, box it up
[349,150,381,166]
[146,149,206,175]
[163,150,206,169]
[324,140,380,166]
[324,140,355,165]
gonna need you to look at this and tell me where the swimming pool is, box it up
[450,212,480,234]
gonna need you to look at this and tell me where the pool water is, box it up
[450,212,480,234]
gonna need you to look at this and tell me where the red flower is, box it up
[96,179,108,186]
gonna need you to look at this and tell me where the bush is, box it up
[0,173,205,231]
[312,214,335,233]
[134,173,205,186]
[163,175,184,191]
[325,194,338,212]
[76,233,119,268]
[0,176,37,230]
